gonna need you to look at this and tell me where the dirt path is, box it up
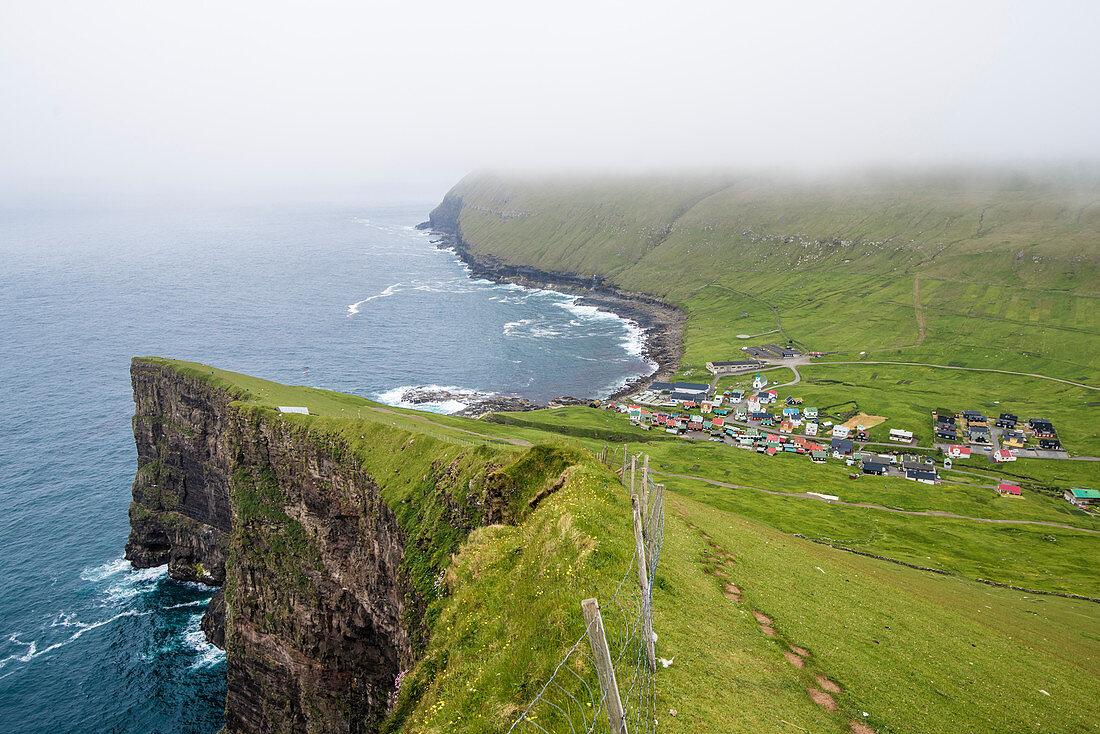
[813,360,1099,391]
[684,520,873,732]
[363,406,533,446]
[653,470,1100,534]
[707,284,795,345]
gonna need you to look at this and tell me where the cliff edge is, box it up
[125,357,630,733]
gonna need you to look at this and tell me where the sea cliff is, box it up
[124,357,629,733]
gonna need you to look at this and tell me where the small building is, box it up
[997,483,1022,496]
[728,390,744,403]
[805,422,818,436]
[968,425,992,444]
[700,402,713,414]
[995,413,1018,429]
[810,450,828,464]
[782,407,800,418]
[1065,488,1100,509]
[1002,431,1027,448]
[752,373,768,390]
[992,449,1017,463]
[803,407,819,420]
[831,438,855,458]
[831,424,850,439]
[889,428,914,443]
[905,468,938,485]
[1039,438,1062,450]
[861,460,889,476]
[947,445,971,459]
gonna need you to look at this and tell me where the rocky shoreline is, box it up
[418,198,684,403]
[394,386,590,419]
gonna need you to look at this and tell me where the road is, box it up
[814,360,1098,391]
[651,470,1100,535]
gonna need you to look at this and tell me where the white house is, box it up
[831,425,850,438]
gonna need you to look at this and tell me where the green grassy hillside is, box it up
[443,171,1100,383]
[155,359,1100,732]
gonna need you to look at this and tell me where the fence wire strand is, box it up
[507,447,666,733]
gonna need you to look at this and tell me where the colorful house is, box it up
[946,445,971,459]
[803,407,819,420]
[997,483,1022,496]
[992,449,1017,463]
[1065,488,1100,509]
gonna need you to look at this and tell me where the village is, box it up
[601,343,1096,510]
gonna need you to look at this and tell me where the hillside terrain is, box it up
[434,171,1100,384]
[129,359,1100,733]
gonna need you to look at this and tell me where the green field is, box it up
[157,358,1100,732]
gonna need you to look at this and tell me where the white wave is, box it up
[163,599,210,610]
[347,282,403,315]
[0,610,153,671]
[80,558,132,583]
[101,565,168,605]
[619,320,649,360]
[374,384,489,415]
[555,298,623,323]
[503,319,533,336]
[183,613,226,670]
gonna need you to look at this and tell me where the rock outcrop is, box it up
[125,358,594,732]
[125,360,415,732]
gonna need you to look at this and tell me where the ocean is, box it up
[0,201,654,732]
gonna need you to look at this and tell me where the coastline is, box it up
[420,214,685,402]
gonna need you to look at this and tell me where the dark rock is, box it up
[201,588,226,649]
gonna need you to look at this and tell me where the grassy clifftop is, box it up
[144,359,1100,732]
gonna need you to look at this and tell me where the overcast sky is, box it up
[2,0,1098,203]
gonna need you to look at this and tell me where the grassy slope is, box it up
[150,359,1100,732]
[449,172,1100,385]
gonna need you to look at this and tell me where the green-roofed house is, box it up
[804,407,819,420]
[1065,487,1100,510]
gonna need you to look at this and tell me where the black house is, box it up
[861,460,889,476]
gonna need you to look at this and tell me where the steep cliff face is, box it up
[125,360,415,733]
[223,409,412,733]
[126,359,234,585]
[125,359,564,733]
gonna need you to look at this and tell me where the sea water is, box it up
[0,201,654,732]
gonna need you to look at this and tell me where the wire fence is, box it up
[507,446,666,734]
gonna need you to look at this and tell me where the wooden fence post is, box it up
[631,495,657,673]
[621,444,628,486]
[646,483,663,564]
[630,455,636,497]
[639,455,650,532]
[582,599,628,734]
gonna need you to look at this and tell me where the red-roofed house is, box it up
[992,449,1017,463]
[947,445,971,459]
[997,483,1022,496]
